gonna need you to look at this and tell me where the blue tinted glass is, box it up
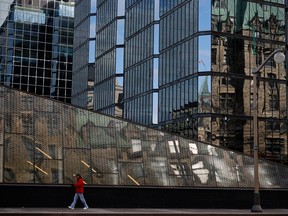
[116,48,124,74]
[153,92,158,124]
[154,0,160,20]
[198,35,211,72]
[91,0,97,13]
[199,0,211,31]
[90,16,96,38]
[154,24,159,54]
[89,40,95,63]
[117,0,125,16]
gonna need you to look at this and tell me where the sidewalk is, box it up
[0,208,288,216]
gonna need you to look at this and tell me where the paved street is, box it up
[0,208,288,216]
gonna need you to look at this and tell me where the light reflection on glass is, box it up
[189,142,198,154]
[116,19,125,45]
[0,1,13,26]
[152,92,158,124]
[116,48,124,74]
[2,85,288,188]
[198,76,211,107]
[154,24,159,54]
[154,0,160,20]
[90,0,97,13]
[89,40,95,63]
[153,58,159,89]
[192,161,209,184]
[115,77,123,117]
[198,36,211,72]
[198,0,211,31]
[90,16,96,38]
[117,0,125,16]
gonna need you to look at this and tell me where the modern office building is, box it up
[71,0,96,110]
[0,0,74,103]
[72,0,288,164]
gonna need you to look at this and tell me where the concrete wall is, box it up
[0,184,287,209]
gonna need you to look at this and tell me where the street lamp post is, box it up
[251,49,285,212]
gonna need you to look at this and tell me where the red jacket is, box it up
[74,178,84,193]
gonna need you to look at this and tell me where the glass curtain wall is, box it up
[72,0,96,110]
[93,0,124,117]
[210,0,286,163]
[1,85,288,187]
[0,0,74,103]
[158,0,287,164]
[124,0,159,125]
[73,0,287,164]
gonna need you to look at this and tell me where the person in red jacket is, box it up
[68,174,89,210]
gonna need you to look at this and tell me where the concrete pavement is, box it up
[0,208,288,216]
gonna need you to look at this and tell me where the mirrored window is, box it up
[153,58,159,89]
[116,48,124,74]
[89,40,95,63]
[199,0,211,31]
[198,76,211,113]
[154,24,159,55]
[154,0,160,21]
[90,16,96,38]
[153,92,158,124]
[117,19,125,45]
[117,0,125,16]
[115,77,124,117]
[198,35,211,72]
[91,0,97,13]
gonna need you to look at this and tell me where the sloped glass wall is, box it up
[1,85,288,188]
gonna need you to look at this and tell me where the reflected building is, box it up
[210,0,286,163]
[2,84,288,188]
[0,0,75,103]
[72,0,287,164]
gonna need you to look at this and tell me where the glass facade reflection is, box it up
[73,0,288,164]
[2,84,288,187]
[209,0,287,164]
[0,0,75,103]
[72,0,96,109]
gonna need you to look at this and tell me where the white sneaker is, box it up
[83,206,88,210]
[68,206,74,210]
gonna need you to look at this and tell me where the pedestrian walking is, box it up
[68,174,89,210]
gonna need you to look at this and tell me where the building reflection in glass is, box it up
[1,85,288,188]
[0,0,74,103]
[157,0,287,165]
[209,0,286,163]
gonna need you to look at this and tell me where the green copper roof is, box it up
[199,76,210,96]
[212,0,285,31]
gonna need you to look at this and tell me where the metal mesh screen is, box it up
[1,86,288,188]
